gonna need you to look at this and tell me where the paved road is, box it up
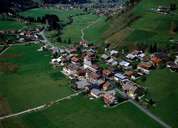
[129,100,171,128]
[115,88,171,128]
[0,91,82,120]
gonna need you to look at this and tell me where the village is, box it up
[35,36,178,107]
[1,25,178,108]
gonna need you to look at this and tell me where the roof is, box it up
[90,88,101,96]
[138,62,152,69]
[71,56,80,63]
[114,73,126,80]
[102,69,112,76]
[119,61,130,67]
[101,54,109,59]
[75,80,90,89]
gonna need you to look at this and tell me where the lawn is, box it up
[11,96,162,128]
[137,69,178,128]
[0,44,73,113]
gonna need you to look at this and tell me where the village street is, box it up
[114,88,171,128]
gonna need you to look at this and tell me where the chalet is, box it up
[69,47,77,53]
[83,56,92,69]
[86,69,101,83]
[119,61,132,70]
[103,93,117,106]
[74,80,90,90]
[122,80,138,99]
[114,73,127,82]
[166,61,178,72]
[102,81,112,91]
[110,50,118,56]
[151,52,168,66]
[80,40,88,47]
[125,71,141,80]
[175,56,178,64]
[63,64,80,77]
[137,62,152,74]
[90,88,102,98]
[87,64,100,73]
[101,54,109,60]
[71,56,80,64]
[126,50,144,60]
[50,56,62,65]
[102,69,113,78]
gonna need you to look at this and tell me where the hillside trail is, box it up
[80,17,101,41]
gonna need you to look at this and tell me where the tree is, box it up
[170,3,176,11]
[68,38,72,44]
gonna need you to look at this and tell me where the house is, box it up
[121,80,144,99]
[90,88,102,98]
[125,71,141,80]
[80,40,88,47]
[166,61,178,72]
[126,50,144,60]
[50,56,62,65]
[102,69,113,78]
[71,56,80,64]
[74,80,90,90]
[114,73,127,82]
[119,61,132,70]
[102,81,112,91]
[122,80,137,99]
[175,56,178,64]
[83,56,92,69]
[103,93,117,106]
[63,64,80,77]
[69,47,77,53]
[101,54,109,60]
[110,50,118,56]
[137,62,152,74]
[89,64,100,73]
[86,69,101,83]
[151,52,168,66]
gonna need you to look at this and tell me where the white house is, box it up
[119,61,132,69]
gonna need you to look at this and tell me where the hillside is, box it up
[104,0,178,50]
[0,0,37,13]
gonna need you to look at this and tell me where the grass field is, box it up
[61,14,108,44]
[5,96,161,128]
[0,20,41,30]
[126,0,178,46]
[19,7,84,23]
[0,44,72,113]
[0,21,25,30]
[137,69,178,128]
